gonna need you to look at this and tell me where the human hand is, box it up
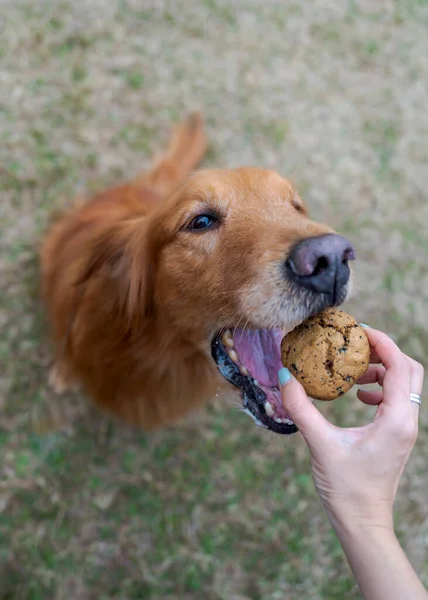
[278,327,424,533]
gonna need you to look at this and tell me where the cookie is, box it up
[281,308,370,401]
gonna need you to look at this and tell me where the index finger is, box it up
[363,328,407,371]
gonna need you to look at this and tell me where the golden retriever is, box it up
[41,113,355,435]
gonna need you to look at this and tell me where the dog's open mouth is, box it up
[211,328,298,435]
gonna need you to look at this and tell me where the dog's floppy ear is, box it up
[74,217,155,321]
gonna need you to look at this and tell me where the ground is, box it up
[1,1,428,598]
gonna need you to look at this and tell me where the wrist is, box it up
[329,511,395,542]
[323,502,395,538]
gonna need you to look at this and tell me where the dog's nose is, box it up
[286,234,356,296]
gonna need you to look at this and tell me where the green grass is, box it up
[1,0,428,598]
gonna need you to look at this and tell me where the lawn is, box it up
[1,1,427,598]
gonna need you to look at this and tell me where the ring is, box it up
[410,393,421,406]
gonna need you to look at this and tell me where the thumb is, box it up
[278,368,331,442]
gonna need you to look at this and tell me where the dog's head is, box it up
[124,167,354,434]
[86,168,355,433]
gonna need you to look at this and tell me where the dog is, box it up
[41,113,355,435]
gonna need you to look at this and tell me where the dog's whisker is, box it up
[349,283,369,298]
[241,318,251,337]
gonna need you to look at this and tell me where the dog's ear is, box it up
[74,218,155,321]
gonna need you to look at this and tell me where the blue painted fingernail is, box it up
[360,323,370,328]
[278,367,291,387]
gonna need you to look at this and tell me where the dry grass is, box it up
[1,0,428,598]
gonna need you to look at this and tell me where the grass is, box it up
[1,0,428,598]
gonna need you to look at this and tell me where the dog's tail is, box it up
[137,112,207,199]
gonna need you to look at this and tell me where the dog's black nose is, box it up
[286,234,356,297]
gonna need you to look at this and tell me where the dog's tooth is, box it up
[264,402,274,417]
[240,365,249,376]
[274,417,283,424]
[223,330,234,347]
[253,379,260,387]
[228,349,238,362]
[284,418,294,426]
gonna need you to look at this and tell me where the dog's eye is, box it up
[187,214,218,231]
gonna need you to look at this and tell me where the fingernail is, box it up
[360,323,370,328]
[278,367,291,387]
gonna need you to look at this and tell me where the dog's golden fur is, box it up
[41,113,334,429]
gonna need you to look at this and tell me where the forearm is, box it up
[334,522,428,600]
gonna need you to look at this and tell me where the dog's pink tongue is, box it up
[233,329,284,387]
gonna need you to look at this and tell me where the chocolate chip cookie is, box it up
[281,308,370,401]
